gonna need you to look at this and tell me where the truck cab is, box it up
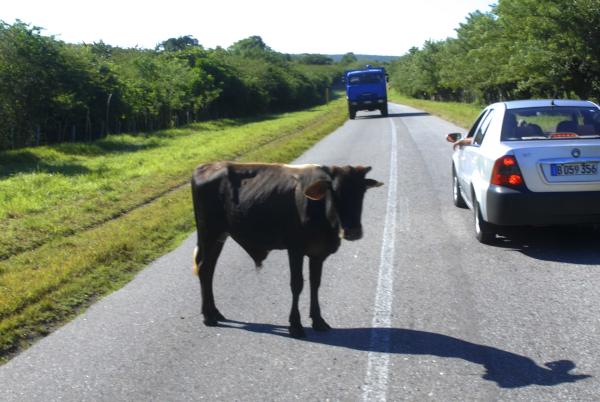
[343,65,388,119]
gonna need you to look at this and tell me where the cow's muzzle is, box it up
[342,227,363,241]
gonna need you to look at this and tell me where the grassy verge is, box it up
[0,99,347,363]
[0,105,346,260]
[388,89,483,129]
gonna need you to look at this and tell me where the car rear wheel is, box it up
[452,167,467,208]
[474,201,496,244]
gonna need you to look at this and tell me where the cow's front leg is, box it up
[309,257,331,331]
[288,249,305,338]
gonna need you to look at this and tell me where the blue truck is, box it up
[342,65,388,119]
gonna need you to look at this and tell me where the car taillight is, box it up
[550,132,578,139]
[491,155,525,189]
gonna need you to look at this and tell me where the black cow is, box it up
[191,162,382,338]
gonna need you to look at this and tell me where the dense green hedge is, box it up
[388,0,600,105]
[0,24,343,150]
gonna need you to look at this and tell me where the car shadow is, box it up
[494,225,600,264]
[218,320,590,389]
[389,112,430,118]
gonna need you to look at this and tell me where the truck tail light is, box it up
[491,155,525,189]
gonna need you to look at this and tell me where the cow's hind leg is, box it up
[195,238,226,326]
[309,257,331,331]
[288,249,306,338]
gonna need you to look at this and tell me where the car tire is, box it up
[474,201,496,244]
[349,105,356,120]
[452,167,467,208]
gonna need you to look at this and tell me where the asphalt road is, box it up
[1,104,599,401]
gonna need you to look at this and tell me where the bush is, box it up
[0,24,341,150]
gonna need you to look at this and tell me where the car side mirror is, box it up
[446,133,462,143]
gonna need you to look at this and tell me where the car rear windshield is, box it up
[348,73,383,85]
[501,106,600,141]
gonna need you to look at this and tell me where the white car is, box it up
[446,99,600,243]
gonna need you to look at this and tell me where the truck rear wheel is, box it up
[348,105,356,120]
[380,103,388,117]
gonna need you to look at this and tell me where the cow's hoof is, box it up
[203,308,225,326]
[312,318,332,332]
[213,310,226,321]
[203,313,225,327]
[203,317,219,327]
[289,325,306,338]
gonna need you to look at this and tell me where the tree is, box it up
[496,0,600,99]
[0,21,73,146]
[389,0,600,104]
[156,35,200,52]
[228,36,270,57]
[297,54,334,65]
[340,52,358,65]
[0,22,340,150]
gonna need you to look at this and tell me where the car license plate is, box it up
[364,100,372,105]
[550,162,599,176]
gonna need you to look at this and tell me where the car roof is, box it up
[346,66,385,74]
[347,69,384,75]
[495,99,599,110]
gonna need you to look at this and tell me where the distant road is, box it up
[1,104,598,401]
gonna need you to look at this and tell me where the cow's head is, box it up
[304,165,383,241]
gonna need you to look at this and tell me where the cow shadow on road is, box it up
[220,320,590,389]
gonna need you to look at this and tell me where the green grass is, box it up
[0,105,346,260]
[388,89,483,130]
[0,99,347,362]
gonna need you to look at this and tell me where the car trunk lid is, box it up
[511,141,600,192]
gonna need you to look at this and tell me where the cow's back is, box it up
[222,163,304,250]
[192,162,305,245]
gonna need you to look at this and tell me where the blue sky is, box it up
[1,0,494,56]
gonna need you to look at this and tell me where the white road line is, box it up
[362,118,399,401]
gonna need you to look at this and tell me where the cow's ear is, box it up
[365,178,384,189]
[356,165,372,175]
[304,180,330,200]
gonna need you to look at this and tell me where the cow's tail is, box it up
[192,246,199,276]
[191,173,203,277]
